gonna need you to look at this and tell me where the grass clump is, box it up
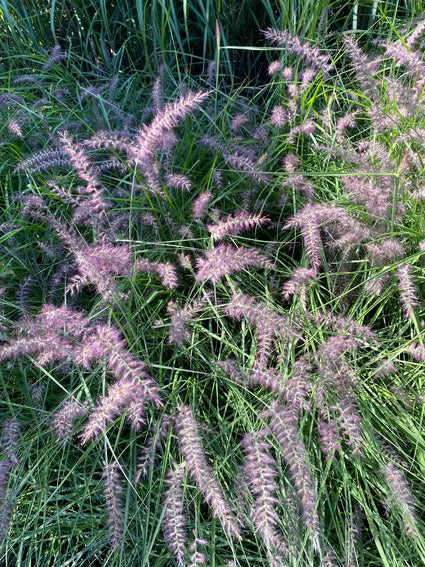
[1,13,425,567]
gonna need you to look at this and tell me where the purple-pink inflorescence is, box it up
[174,405,241,539]
[195,245,274,284]
[262,401,320,551]
[103,462,124,548]
[162,464,187,565]
[242,431,289,558]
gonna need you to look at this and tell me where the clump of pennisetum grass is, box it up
[1,23,425,566]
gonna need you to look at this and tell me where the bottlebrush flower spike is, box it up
[283,203,322,272]
[37,303,92,338]
[188,535,209,567]
[283,153,300,172]
[250,367,286,396]
[0,459,13,541]
[74,324,122,368]
[75,323,162,411]
[151,69,164,113]
[318,419,340,462]
[262,401,320,551]
[406,342,425,362]
[136,415,171,481]
[0,418,21,542]
[58,130,100,190]
[167,295,210,346]
[1,305,91,369]
[167,302,194,346]
[1,418,21,466]
[208,211,269,240]
[174,405,241,539]
[107,345,162,407]
[80,376,150,443]
[50,398,89,443]
[162,463,187,565]
[201,136,270,184]
[242,431,289,557]
[281,267,317,301]
[85,130,131,153]
[300,67,317,90]
[13,74,41,85]
[335,111,358,135]
[136,258,178,289]
[396,263,419,320]
[192,190,212,220]
[384,37,425,78]
[155,261,178,289]
[224,292,303,369]
[380,461,418,537]
[195,244,274,283]
[288,119,316,143]
[269,105,287,128]
[28,381,45,406]
[7,119,23,137]
[42,44,68,70]
[217,358,248,386]
[343,176,392,220]
[284,202,371,269]
[308,310,377,344]
[343,36,380,98]
[164,173,192,192]
[69,242,132,299]
[281,376,312,414]
[230,113,249,132]
[316,335,360,369]
[268,60,282,75]
[366,239,404,266]
[263,28,333,76]
[59,130,110,218]
[130,90,209,162]
[230,112,249,132]
[14,149,70,173]
[0,92,24,108]
[0,328,73,368]
[103,462,124,548]
[333,394,364,457]
[406,18,425,49]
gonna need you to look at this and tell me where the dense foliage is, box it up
[1,2,425,566]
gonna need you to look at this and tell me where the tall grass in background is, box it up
[2,2,425,567]
[0,0,424,78]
